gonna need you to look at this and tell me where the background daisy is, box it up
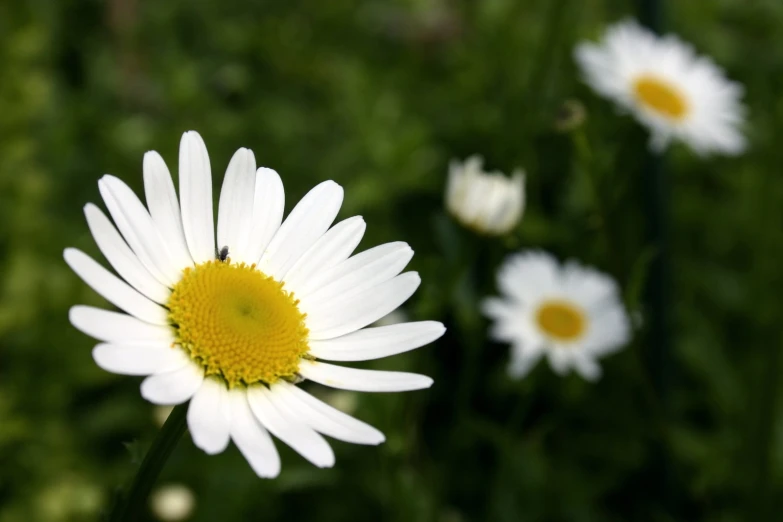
[482,251,631,380]
[575,19,746,156]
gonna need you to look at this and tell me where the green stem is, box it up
[571,130,615,265]
[107,403,188,522]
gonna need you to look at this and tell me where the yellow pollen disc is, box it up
[633,75,689,120]
[535,300,587,343]
[167,260,309,387]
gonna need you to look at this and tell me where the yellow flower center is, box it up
[632,75,689,120]
[167,260,309,387]
[535,300,587,342]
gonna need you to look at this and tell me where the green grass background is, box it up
[1,0,783,520]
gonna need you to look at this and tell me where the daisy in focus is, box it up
[66,131,445,477]
[574,19,746,156]
[482,251,630,381]
[445,155,525,236]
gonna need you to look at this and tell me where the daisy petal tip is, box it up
[193,438,229,456]
[412,375,434,390]
[432,322,447,338]
[315,454,336,469]
[90,343,109,367]
[256,468,280,479]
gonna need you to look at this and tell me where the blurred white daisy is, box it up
[482,251,630,381]
[574,19,746,156]
[66,131,445,477]
[446,155,525,236]
[150,484,195,521]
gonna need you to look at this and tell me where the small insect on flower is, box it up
[217,246,229,262]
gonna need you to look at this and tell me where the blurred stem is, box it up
[523,0,570,125]
[107,403,188,522]
[642,152,671,417]
[637,0,675,515]
[570,129,618,273]
[747,333,782,520]
[453,234,487,416]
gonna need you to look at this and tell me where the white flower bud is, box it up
[445,156,525,236]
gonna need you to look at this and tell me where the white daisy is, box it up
[66,130,445,477]
[482,251,630,381]
[445,155,525,236]
[574,19,746,156]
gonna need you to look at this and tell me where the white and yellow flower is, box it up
[575,19,746,156]
[66,131,445,477]
[445,156,525,236]
[482,251,630,381]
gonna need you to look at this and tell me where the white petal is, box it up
[143,151,194,269]
[92,343,190,376]
[179,131,215,264]
[573,354,602,381]
[283,216,366,295]
[295,242,408,299]
[306,272,420,340]
[98,175,181,285]
[84,204,170,304]
[240,168,285,265]
[247,386,335,468]
[299,243,413,313]
[69,306,173,343]
[308,321,445,362]
[140,362,204,405]
[64,248,168,325]
[227,390,280,478]
[257,180,343,280]
[188,378,231,455]
[547,349,572,376]
[217,148,256,261]
[507,345,543,379]
[298,360,433,392]
[270,381,384,445]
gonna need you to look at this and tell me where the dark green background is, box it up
[1,0,782,521]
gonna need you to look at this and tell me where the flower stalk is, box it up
[106,403,188,522]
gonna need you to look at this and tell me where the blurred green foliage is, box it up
[1,0,783,521]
